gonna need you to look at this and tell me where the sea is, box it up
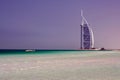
[0,49,111,55]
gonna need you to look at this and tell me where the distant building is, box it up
[80,10,94,49]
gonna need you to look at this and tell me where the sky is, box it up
[0,0,120,49]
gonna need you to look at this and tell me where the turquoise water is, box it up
[0,49,110,55]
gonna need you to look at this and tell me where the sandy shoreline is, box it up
[0,51,120,80]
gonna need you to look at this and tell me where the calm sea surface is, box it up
[0,49,111,55]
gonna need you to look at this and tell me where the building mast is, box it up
[80,10,83,49]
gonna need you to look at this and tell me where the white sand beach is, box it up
[0,51,120,80]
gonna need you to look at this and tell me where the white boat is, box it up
[25,49,35,52]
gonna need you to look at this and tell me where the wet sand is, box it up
[0,51,120,80]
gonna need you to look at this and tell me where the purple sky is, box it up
[0,0,120,49]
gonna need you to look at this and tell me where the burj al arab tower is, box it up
[80,10,94,49]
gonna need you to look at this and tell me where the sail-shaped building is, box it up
[80,10,94,49]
